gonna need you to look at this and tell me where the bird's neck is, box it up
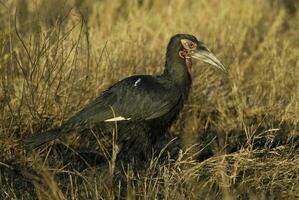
[163,57,192,100]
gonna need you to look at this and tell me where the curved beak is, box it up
[190,49,228,73]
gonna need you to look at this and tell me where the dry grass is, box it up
[0,0,298,199]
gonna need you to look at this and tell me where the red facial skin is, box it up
[179,50,192,73]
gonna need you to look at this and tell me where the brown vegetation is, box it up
[0,0,298,199]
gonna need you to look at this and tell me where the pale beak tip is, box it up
[213,61,228,74]
[220,65,229,74]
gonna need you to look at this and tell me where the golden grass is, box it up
[0,0,298,199]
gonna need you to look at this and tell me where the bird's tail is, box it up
[23,127,63,150]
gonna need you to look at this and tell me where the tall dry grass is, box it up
[0,0,298,199]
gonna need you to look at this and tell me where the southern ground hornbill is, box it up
[23,34,227,166]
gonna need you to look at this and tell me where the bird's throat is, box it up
[185,57,192,73]
[163,57,192,100]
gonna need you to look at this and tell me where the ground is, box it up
[0,0,298,199]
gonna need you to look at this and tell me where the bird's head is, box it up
[167,34,227,73]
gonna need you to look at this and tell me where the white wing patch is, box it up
[104,116,131,122]
[134,78,141,87]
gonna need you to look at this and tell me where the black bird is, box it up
[23,34,227,164]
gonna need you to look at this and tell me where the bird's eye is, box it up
[189,43,196,49]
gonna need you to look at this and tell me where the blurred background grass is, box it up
[0,0,298,199]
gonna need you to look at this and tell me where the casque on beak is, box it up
[190,48,228,73]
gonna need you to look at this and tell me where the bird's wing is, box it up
[64,75,181,129]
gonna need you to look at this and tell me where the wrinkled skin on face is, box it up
[179,49,192,73]
[178,38,227,73]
